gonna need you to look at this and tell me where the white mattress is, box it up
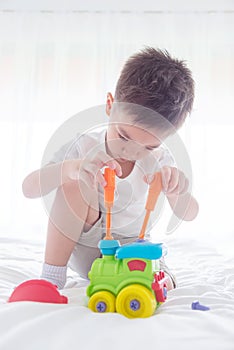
[0,236,233,350]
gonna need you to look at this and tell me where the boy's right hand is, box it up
[66,151,122,189]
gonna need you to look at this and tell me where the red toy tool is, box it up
[7,279,68,304]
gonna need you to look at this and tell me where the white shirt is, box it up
[50,126,174,239]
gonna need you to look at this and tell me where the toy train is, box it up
[87,239,168,318]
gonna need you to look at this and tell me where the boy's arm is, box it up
[161,166,199,221]
[22,160,81,199]
[144,166,199,221]
[166,192,199,221]
[22,151,122,199]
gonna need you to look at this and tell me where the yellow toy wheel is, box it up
[88,291,116,313]
[116,284,156,318]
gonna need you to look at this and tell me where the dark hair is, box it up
[114,47,194,129]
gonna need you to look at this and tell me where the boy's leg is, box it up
[68,244,102,280]
[41,180,100,289]
[159,258,177,290]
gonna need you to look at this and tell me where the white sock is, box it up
[40,263,67,290]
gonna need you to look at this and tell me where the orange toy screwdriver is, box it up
[104,167,116,240]
[138,172,162,240]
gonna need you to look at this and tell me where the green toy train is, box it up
[87,239,168,318]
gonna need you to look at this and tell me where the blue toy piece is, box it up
[191,301,210,311]
[98,240,120,255]
[116,240,165,260]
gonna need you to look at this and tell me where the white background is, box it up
[0,1,233,257]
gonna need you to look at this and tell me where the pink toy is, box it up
[7,279,68,304]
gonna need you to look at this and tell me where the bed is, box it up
[0,236,233,350]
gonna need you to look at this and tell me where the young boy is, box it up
[22,47,199,291]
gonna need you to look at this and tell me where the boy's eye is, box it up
[145,145,160,151]
[118,133,128,142]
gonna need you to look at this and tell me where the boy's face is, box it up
[105,121,161,162]
[105,92,165,162]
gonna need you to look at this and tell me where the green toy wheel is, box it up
[88,291,116,313]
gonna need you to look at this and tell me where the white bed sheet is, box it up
[0,236,233,350]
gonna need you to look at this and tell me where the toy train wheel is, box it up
[88,291,116,313]
[116,284,156,318]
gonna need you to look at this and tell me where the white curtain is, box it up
[0,10,233,254]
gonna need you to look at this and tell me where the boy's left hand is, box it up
[144,166,189,196]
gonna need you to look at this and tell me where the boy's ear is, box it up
[106,92,114,116]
